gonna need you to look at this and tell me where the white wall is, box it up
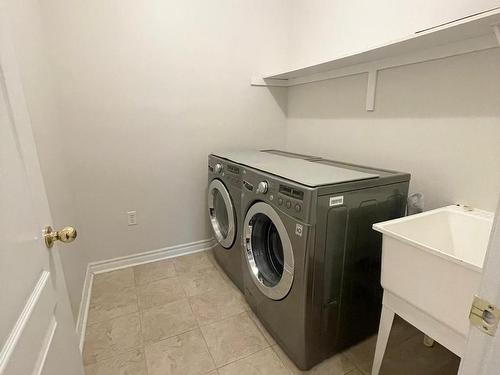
[286,48,500,211]
[287,0,500,71]
[35,0,289,316]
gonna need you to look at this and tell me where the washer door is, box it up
[208,179,236,249]
[243,202,294,300]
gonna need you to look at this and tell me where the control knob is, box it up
[256,181,268,194]
[214,163,223,174]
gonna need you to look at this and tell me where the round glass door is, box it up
[208,179,236,249]
[243,202,294,300]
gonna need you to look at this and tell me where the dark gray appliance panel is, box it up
[311,182,409,364]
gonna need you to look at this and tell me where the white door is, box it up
[0,17,85,375]
[459,198,500,375]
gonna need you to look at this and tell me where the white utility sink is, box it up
[374,205,493,337]
[370,205,494,375]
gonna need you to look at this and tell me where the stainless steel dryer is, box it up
[237,156,410,370]
[208,155,245,290]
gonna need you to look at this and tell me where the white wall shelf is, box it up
[252,8,500,111]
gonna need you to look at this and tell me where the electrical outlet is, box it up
[127,210,137,226]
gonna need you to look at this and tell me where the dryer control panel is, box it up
[208,157,242,188]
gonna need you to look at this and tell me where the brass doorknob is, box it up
[43,226,77,249]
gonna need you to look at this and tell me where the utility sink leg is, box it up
[371,304,395,375]
[423,335,435,347]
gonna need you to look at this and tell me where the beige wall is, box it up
[35,0,288,316]
[286,49,500,211]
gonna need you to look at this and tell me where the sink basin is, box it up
[373,205,494,340]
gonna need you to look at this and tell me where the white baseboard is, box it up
[75,237,216,352]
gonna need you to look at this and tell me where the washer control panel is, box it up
[277,184,304,215]
[276,195,303,217]
[242,169,310,221]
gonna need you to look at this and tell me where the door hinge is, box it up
[469,296,500,336]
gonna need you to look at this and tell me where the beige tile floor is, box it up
[83,250,460,375]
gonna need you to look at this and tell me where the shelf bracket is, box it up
[494,24,500,46]
[366,69,378,112]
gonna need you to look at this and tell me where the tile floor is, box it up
[83,250,460,375]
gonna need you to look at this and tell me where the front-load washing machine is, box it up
[208,151,319,292]
[237,156,410,370]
